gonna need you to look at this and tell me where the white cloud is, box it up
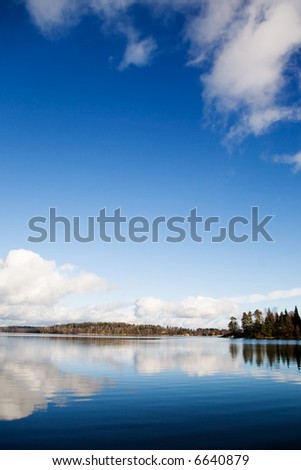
[192,0,301,137]
[119,37,156,70]
[0,249,114,324]
[24,0,83,32]
[23,0,156,69]
[1,250,300,327]
[185,0,242,64]
[0,250,239,327]
[21,0,301,137]
[135,296,239,328]
[0,249,111,305]
[229,286,301,304]
[272,151,301,172]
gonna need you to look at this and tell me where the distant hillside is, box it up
[0,321,226,336]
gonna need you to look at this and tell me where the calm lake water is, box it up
[1,334,301,449]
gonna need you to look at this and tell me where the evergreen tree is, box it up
[253,309,263,337]
[228,316,239,334]
[241,311,253,337]
[264,309,275,337]
[293,306,301,338]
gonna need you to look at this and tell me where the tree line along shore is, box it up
[0,322,226,336]
[0,307,300,339]
[228,306,301,339]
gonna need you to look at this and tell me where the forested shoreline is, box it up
[228,306,301,339]
[0,322,226,336]
[1,307,300,339]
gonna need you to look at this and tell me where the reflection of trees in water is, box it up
[229,343,238,360]
[242,342,301,370]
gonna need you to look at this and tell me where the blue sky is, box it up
[1,0,301,327]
